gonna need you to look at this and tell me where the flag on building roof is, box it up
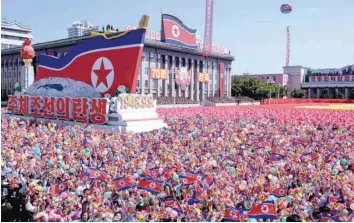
[161,14,197,48]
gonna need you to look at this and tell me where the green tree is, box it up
[349,89,354,99]
[231,77,283,100]
[320,88,330,99]
[291,89,305,98]
[333,91,344,99]
[305,70,312,82]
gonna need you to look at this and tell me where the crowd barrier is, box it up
[264,98,354,104]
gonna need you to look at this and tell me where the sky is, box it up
[2,0,354,74]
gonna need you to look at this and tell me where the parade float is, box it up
[5,15,167,133]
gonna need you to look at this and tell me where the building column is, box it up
[170,56,176,97]
[212,63,215,97]
[308,88,311,98]
[149,53,153,95]
[195,60,200,101]
[140,54,145,94]
[206,62,211,97]
[185,57,189,99]
[201,61,206,102]
[156,54,161,97]
[190,59,194,101]
[164,55,169,97]
[335,88,339,97]
[177,57,182,97]
[316,88,320,99]
[345,88,349,99]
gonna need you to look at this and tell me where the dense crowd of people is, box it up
[155,96,199,105]
[1,106,354,222]
[206,96,236,103]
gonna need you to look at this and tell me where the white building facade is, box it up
[67,21,99,38]
[1,20,33,50]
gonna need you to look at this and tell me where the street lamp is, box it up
[266,78,276,99]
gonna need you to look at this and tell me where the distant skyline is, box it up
[2,0,354,74]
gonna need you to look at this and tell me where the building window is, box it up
[144,80,149,88]
[136,80,140,88]
[153,80,158,89]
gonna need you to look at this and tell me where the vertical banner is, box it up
[202,0,214,56]
[219,63,225,97]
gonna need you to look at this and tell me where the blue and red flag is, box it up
[140,169,153,178]
[165,198,184,214]
[271,148,288,157]
[137,178,164,194]
[88,168,109,182]
[301,152,319,163]
[202,175,214,189]
[179,175,197,186]
[35,28,146,96]
[320,215,342,222]
[162,14,197,48]
[248,200,277,219]
[224,206,242,222]
[271,188,288,198]
[150,167,161,178]
[49,180,69,195]
[112,176,136,191]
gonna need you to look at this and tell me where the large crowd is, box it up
[1,106,354,222]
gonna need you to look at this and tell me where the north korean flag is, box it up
[270,155,281,162]
[187,171,203,182]
[49,180,69,195]
[113,176,136,191]
[88,168,109,182]
[137,178,164,194]
[271,148,288,157]
[202,175,214,189]
[165,198,184,214]
[320,215,342,222]
[35,29,146,96]
[141,169,153,179]
[301,152,319,163]
[271,188,288,198]
[248,201,277,219]
[179,175,197,186]
[224,206,243,222]
[150,167,161,178]
[162,14,197,48]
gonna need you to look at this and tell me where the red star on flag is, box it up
[94,59,112,88]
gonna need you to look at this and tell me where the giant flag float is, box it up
[6,15,168,132]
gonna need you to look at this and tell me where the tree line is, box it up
[231,77,287,100]
[231,77,354,100]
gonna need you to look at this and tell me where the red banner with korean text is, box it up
[309,75,354,82]
[7,95,109,125]
[219,63,225,97]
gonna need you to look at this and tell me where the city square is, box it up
[1,0,354,222]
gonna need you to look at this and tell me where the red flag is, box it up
[162,14,197,48]
[219,63,225,97]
